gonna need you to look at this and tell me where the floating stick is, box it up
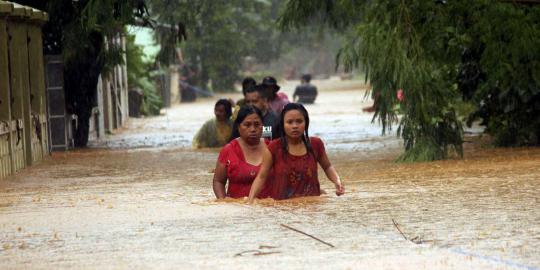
[280,224,335,248]
[392,219,431,244]
[234,250,281,257]
[392,218,409,241]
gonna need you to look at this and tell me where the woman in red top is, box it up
[213,106,270,199]
[248,103,344,202]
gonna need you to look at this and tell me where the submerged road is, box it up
[0,79,539,269]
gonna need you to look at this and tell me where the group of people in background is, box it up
[193,75,341,202]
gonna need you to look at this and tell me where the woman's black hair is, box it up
[230,105,264,140]
[279,103,315,159]
[215,99,232,119]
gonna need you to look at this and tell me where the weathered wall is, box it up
[0,2,48,179]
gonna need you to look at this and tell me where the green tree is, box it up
[281,0,540,161]
[149,0,264,91]
[15,0,152,147]
[149,0,321,91]
[456,2,540,146]
[125,33,162,116]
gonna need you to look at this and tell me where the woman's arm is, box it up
[213,161,228,199]
[318,150,345,196]
[293,87,299,102]
[247,148,273,203]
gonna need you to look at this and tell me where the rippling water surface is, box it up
[1,79,538,269]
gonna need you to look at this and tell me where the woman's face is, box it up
[214,105,228,122]
[283,109,306,139]
[239,113,263,144]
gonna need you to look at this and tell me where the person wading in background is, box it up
[236,77,257,107]
[232,77,257,120]
[293,74,318,104]
[192,99,233,148]
[244,85,279,141]
[261,76,289,115]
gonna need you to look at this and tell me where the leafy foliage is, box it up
[139,77,163,116]
[15,0,151,147]
[148,0,272,91]
[457,2,540,146]
[148,0,336,91]
[280,0,540,161]
[281,0,464,161]
[125,34,162,116]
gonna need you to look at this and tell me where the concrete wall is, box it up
[88,34,129,141]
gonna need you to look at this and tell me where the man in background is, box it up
[293,74,318,104]
[245,85,279,141]
[261,76,289,115]
[236,77,257,107]
[232,77,257,120]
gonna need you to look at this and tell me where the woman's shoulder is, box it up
[268,138,282,149]
[309,136,324,145]
[218,139,240,162]
[309,136,326,155]
[202,118,216,127]
[223,138,239,149]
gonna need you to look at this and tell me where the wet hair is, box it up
[301,74,312,83]
[245,84,268,100]
[215,99,232,118]
[230,105,264,140]
[279,103,315,159]
[241,77,257,96]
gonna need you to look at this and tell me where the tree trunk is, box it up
[64,32,104,148]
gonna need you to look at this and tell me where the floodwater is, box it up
[1,79,539,269]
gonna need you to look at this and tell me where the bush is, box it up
[126,33,163,116]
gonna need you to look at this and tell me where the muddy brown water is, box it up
[1,79,539,269]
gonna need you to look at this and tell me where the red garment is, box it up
[218,139,270,198]
[268,137,326,200]
[277,92,289,100]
